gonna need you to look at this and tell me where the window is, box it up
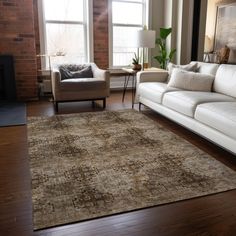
[38,0,92,68]
[110,0,148,67]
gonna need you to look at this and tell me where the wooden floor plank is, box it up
[0,91,235,236]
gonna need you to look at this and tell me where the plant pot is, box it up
[132,64,142,71]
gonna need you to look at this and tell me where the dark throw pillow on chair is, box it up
[59,66,73,80]
[59,65,93,80]
[71,65,93,78]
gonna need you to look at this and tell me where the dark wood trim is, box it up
[191,0,201,61]
[54,98,107,112]
[103,98,106,109]
[55,101,58,112]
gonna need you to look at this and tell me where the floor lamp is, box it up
[137,29,156,70]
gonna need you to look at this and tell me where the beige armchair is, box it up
[51,63,110,112]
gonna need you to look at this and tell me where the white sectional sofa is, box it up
[136,62,236,154]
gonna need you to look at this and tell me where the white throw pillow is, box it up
[167,68,215,92]
[168,62,198,76]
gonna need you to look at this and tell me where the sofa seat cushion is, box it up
[195,102,236,140]
[162,91,235,117]
[60,78,106,91]
[139,82,179,104]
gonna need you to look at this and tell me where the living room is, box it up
[1,0,236,235]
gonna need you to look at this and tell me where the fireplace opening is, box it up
[0,55,16,101]
[0,65,5,100]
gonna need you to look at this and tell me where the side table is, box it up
[121,68,138,108]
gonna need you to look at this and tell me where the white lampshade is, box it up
[137,30,156,48]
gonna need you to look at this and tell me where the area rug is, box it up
[0,102,26,127]
[28,110,236,230]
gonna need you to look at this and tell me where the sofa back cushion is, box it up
[168,62,198,75]
[213,64,236,98]
[192,61,219,76]
[167,69,214,92]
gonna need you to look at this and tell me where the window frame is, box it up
[108,0,150,68]
[38,0,93,70]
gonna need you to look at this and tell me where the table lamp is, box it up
[204,35,213,62]
[137,27,156,70]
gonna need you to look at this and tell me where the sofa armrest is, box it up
[136,70,169,84]
[135,70,169,103]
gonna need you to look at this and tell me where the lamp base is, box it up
[143,63,148,69]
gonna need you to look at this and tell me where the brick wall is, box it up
[93,0,109,69]
[0,0,38,100]
[33,0,41,71]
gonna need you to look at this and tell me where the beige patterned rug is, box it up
[28,110,236,230]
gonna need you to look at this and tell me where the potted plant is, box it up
[154,28,176,69]
[132,52,142,71]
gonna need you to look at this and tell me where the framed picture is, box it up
[214,3,236,51]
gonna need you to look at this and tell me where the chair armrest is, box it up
[93,68,110,92]
[51,69,62,97]
[93,68,110,80]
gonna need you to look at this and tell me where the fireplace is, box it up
[0,55,16,101]
[0,65,4,99]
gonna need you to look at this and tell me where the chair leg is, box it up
[92,100,95,108]
[139,102,142,111]
[55,102,58,112]
[103,98,106,109]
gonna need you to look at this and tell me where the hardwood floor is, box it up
[0,91,236,236]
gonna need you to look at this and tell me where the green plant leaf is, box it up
[155,38,162,45]
[160,28,172,39]
[154,27,175,69]
[162,49,167,60]
[154,55,163,64]
[132,52,139,64]
[168,49,176,61]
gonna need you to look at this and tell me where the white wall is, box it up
[161,0,194,65]
[150,0,164,67]
[180,0,194,64]
[205,0,219,41]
